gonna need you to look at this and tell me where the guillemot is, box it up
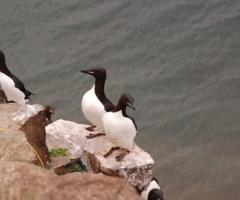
[102,94,137,161]
[0,50,34,104]
[140,177,164,200]
[81,67,115,136]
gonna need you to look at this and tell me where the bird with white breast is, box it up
[102,94,137,161]
[81,67,115,138]
[0,50,34,105]
[140,177,164,200]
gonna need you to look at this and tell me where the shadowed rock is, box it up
[0,89,7,103]
[0,161,140,200]
[54,158,88,175]
[19,106,54,168]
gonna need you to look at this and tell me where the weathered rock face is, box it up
[0,161,140,200]
[46,119,155,190]
[0,104,35,163]
[0,103,155,199]
[19,105,53,168]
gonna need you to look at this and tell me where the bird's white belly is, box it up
[140,180,160,200]
[81,87,106,130]
[0,72,26,105]
[102,111,137,150]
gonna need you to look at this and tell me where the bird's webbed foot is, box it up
[86,133,105,139]
[85,125,96,131]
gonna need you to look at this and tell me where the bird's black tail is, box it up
[25,90,35,99]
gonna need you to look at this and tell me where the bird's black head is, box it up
[147,177,164,200]
[118,94,135,111]
[81,66,106,79]
[0,50,6,71]
[148,189,164,200]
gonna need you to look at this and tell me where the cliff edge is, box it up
[0,103,155,199]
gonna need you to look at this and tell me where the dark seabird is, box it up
[102,94,137,161]
[140,177,165,200]
[0,50,34,104]
[81,67,115,134]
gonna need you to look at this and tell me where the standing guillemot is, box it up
[81,67,115,136]
[102,94,137,161]
[0,50,34,104]
[140,177,164,200]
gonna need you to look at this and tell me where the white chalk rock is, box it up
[46,119,154,189]
[12,104,44,125]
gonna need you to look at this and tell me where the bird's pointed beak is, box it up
[81,69,94,75]
[127,103,136,111]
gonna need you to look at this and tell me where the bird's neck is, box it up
[0,64,11,75]
[121,107,127,117]
[94,78,106,102]
[114,102,127,117]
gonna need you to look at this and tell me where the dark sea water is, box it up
[1,1,240,199]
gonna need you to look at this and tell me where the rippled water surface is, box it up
[1,1,240,199]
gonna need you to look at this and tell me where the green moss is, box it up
[54,158,88,175]
[68,162,85,173]
[49,148,68,157]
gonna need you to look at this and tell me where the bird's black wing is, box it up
[123,111,138,130]
[152,177,159,183]
[129,116,138,130]
[8,73,34,100]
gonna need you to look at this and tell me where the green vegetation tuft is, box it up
[54,158,88,175]
[49,148,68,157]
[68,162,85,173]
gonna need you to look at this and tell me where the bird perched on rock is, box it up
[140,177,164,200]
[0,50,34,105]
[102,94,137,161]
[81,67,115,137]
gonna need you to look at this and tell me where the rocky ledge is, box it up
[0,161,139,200]
[47,119,154,189]
[0,103,155,199]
